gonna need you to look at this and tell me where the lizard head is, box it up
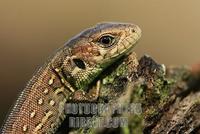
[62,22,142,90]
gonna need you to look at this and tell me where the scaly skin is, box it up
[1,22,141,134]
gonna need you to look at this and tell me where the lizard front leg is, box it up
[52,64,101,102]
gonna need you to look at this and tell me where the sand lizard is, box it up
[1,22,142,134]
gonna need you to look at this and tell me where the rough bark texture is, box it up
[57,52,200,134]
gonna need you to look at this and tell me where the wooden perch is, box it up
[57,52,200,134]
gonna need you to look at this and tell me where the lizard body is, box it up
[1,22,141,134]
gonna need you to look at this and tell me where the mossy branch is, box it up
[57,52,200,134]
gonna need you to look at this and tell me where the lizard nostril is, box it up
[131,28,136,33]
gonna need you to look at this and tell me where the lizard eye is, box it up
[98,35,115,47]
[73,59,86,69]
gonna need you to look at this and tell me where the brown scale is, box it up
[72,44,100,65]
[2,65,70,134]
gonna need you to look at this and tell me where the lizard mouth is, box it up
[92,29,141,80]
[102,34,140,68]
[89,31,141,90]
[103,25,142,62]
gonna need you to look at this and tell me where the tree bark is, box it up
[57,52,200,134]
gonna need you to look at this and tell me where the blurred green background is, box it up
[0,0,200,126]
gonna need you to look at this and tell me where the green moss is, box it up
[102,62,128,85]
[128,115,143,134]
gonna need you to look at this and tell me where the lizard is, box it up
[0,22,142,134]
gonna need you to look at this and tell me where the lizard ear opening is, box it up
[73,58,86,69]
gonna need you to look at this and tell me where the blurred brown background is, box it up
[0,0,200,126]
